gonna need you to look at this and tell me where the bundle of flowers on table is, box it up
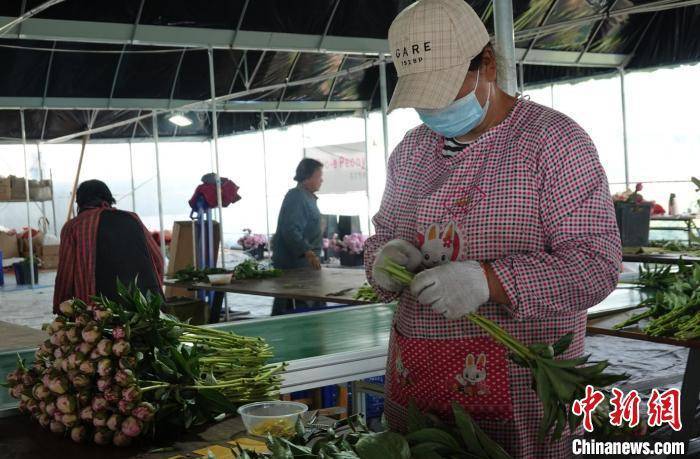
[332,233,368,255]
[4,282,284,447]
[612,183,665,215]
[238,229,267,250]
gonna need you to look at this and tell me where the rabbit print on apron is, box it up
[385,220,513,420]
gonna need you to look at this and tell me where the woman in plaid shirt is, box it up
[365,1,621,457]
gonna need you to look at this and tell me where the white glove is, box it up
[372,239,423,292]
[410,261,489,320]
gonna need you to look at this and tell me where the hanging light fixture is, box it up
[167,112,193,127]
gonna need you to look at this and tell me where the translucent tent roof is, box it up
[0,0,698,141]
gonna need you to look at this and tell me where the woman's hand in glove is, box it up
[372,239,423,292]
[410,261,489,319]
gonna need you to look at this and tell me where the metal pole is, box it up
[363,110,371,235]
[36,144,47,224]
[151,112,167,269]
[493,0,518,96]
[378,57,390,165]
[518,62,525,95]
[49,169,57,237]
[207,47,229,322]
[128,141,136,212]
[619,68,630,189]
[20,110,35,288]
[260,113,271,243]
[550,83,555,108]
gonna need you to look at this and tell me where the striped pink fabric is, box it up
[365,98,621,458]
[53,206,164,311]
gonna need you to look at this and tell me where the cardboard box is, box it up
[10,176,26,200]
[39,244,59,269]
[0,231,19,259]
[0,176,10,201]
[29,180,52,201]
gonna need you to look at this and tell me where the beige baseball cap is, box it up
[387,0,489,112]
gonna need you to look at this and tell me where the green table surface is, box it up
[210,304,395,364]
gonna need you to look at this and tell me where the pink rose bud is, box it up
[118,399,135,415]
[77,342,93,355]
[75,314,91,328]
[93,410,109,427]
[81,323,102,344]
[90,348,102,361]
[77,390,92,406]
[56,394,77,414]
[104,386,122,404]
[70,425,87,443]
[96,339,113,357]
[48,377,68,395]
[79,360,96,376]
[115,369,134,387]
[58,300,75,317]
[132,402,155,422]
[91,395,108,412]
[6,369,21,386]
[66,369,79,383]
[93,308,112,323]
[49,420,65,434]
[121,386,141,403]
[112,340,131,358]
[39,400,47,412]
[10,384,23,399]
[52,348,63,360]
[97,359,113,378]
[113,430,133,447]
[21,372,35,387]
[32,383,51,401]
[121,416,143,438]
[97,378,111,393]
[79,406,94,421]
[53,411,63,422]
[46,402,57,416]
[66,327,81,344]
[49,333,62,347]
[26,399,39,414]
[73,374,91,390]
[106,413,122,432]
[38,413,51,428]
[62,413,78,428]
[93,427,114,446]
[112,326,126,340]
[635,182,643,192]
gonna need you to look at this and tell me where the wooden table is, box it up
[165,268,373,322]
[587,308,700,451]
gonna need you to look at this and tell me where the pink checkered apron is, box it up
[365,99,622,458]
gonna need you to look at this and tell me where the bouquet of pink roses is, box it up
[238,229,267,250]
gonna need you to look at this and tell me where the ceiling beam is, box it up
[515,48,626,67]
[0,97,370,112]
[0,15,632,68]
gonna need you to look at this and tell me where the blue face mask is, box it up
[416,71,491,138]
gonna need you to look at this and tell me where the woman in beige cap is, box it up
[364,0,621,457]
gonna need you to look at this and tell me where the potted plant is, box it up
[13,256,40,285]
[612,183,660,247]
[238,229,267,260]
[334,233,367,267]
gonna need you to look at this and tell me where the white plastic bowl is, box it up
[207,273,232,285]
[237,401,308,437]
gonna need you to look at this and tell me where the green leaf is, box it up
[451,403,486,457]
[354,432,411,459]
[410,443,457,459]
[551,408,566,442]
[196,388,237,414]
[405,428,461,452]
[406,400,428,433]
[552,333,574,356]
[267,436,294,459]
